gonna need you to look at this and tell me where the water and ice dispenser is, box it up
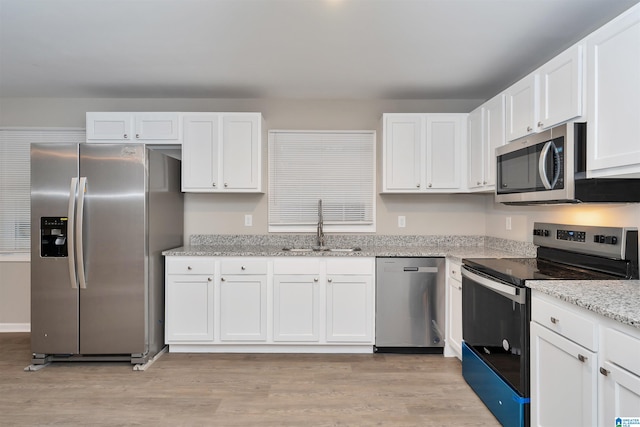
[40,217,68,257]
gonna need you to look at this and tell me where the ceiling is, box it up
[1,0,638,100]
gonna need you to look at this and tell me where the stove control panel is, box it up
[533,222,638,260]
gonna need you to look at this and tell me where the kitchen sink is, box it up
[281,247,362,252]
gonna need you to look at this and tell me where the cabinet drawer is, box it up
[602,327,640,376]
[532,296,597,351]
[326,258,374,275]
[166,257,215,275]
[220,260,267,275]
[449,261,462,280]
[273,258,321,275]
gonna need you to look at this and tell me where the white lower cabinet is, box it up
[444,259,462,359]
[165,257,215,343]
[531,291,640,426]
[165,256,375,352]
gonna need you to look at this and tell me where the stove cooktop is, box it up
[462,257,621,287]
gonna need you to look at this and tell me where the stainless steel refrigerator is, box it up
[30,143,183,367]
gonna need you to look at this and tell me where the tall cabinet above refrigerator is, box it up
[30,143,183,368]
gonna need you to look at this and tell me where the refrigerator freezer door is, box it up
[31,143,80,355]
[78,144,147,355]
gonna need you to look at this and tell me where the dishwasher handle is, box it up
[403,266,438,273]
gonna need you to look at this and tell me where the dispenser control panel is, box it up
[40,217,68,257]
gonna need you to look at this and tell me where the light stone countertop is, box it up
[527,280,640,329]
[162,244,522,261]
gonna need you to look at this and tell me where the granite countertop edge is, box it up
[527,280,640,330]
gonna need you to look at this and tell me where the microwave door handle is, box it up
[550,141,561,188]
[538,141,554,190]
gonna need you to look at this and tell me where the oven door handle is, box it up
[462,268,527,304]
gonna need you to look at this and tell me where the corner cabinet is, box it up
[86,112,181,144]
[181,113,263,192]
[164,256,375,353]
[530,291,640,426]
[467,93,506,192]
[382,113,467,193]
[586,4,640,178]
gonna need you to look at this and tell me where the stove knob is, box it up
[605,236,618,245]
[594,235,604,243]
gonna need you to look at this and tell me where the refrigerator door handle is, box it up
[76,177,88,289]
[67,177,79,289]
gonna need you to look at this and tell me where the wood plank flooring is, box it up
[0,333,500,426]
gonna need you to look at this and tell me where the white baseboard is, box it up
[0,323,30,333]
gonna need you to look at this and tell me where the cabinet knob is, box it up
[416,183,420,188]
[550,316,559,324]
[314,278,319,282]
[241,266,246,270]
[537,121,543,128]
[136,133,140,139]
[599,367,609,376]
[207,277,212,282]
[477,181,481,185]
[221,277,225,282]
[428,183,432,188]
[328,278,333,283]
[483,181,487,185]
[123,134,128,139]
[212,182,216,187]
[527,126,533,132]
[187,266,192,270]
[577,354,587,363]
[224,183,228,188]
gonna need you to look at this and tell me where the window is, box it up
[268,130,376,233]
[0,129,85,254]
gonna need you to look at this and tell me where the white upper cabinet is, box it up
[382,113,466,193]
[467,93,505,192]
[586,4,640,178]
[86,112,180,143]
[505,73,539,141]
[505,43,584,142]
[538,44,583,131]
[181,112,262,192]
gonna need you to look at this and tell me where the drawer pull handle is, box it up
[187,266,192,271]
[550,317,559,324]
[241,266,246,270]
[599,367,609,376]
[578,354,587,363]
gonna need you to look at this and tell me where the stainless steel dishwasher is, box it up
[375,257,446,353]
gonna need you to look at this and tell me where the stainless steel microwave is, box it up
[495,122,640,205]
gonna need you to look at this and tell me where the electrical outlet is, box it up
[506,217,512,230]
[398,216,406,228]
[244,214,253,227]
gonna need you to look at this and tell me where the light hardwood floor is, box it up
[0,333,500,426]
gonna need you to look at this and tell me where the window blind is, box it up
[268,130,375,232]
[0,129,85,252]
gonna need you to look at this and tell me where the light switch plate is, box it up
[398,216,406,228]
[245,214,253,227]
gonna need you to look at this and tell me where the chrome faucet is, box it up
[317,199,325,248]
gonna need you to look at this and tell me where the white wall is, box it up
[0,97,488,238]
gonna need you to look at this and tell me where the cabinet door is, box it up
[273,275,320,342]
[182,114,219,191]
[530,322,597,427]
[134,113,180,141]
[447,276,462,359]
[165,275,214,343]
[587,5,640,178]
[218,274,267,341]
[599,361,640,425]
[484,93,506,188]
[86,112,133,141]
[506,74,539,141]
[538,44,583,130]
[326,275,373,343]
[383,114,423,191]
[221,114,261,191]
[467,107,485,190]
[426,114,465,190]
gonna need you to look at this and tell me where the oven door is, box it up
[462,266,530,396]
